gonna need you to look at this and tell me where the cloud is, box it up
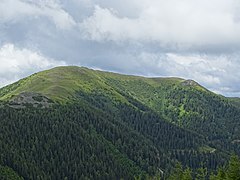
[0,0,76,30]
[134,52,240,96]
[81,0,240,51]
[0,0,240,97]
[0,43,66,87]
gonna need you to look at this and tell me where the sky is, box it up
[0,0,240,96]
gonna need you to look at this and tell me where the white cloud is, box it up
[0,43,66,87]
[78,0,240,96]
[81,0,240,49]
[0,0,240,97]
[0,0,76,29]
[135,52,240,96]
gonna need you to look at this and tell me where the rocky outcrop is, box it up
[8,92,54,108]
[181,79,199,86]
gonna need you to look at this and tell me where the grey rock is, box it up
[181,79,199,86]
[8,92,54,109]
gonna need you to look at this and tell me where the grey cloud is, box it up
[0,0,240,97]
[81,0,240,53]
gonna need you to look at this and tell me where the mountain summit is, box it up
[0,66,205,103]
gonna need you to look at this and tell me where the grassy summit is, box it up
[0,66,204,102]
[0,66,106,102]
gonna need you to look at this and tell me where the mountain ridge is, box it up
[0,66,208,102]
[0,66,239,179]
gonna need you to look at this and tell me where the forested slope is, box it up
[0,66,239,179]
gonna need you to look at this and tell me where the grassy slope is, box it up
[0,66,204,104]
[229,97,240,108]
[0,67,130,103]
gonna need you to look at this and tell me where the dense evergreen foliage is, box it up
[168,154,240,180]
[0,66,239,179]
[0,99,213,179]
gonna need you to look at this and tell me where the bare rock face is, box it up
[181,80,199,86]
[8,92,54,108]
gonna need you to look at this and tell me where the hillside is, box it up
[0,66,203,102]
[229,97,240,108]
[0,66,239,179]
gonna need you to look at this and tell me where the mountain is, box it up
[0,66,239,179]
